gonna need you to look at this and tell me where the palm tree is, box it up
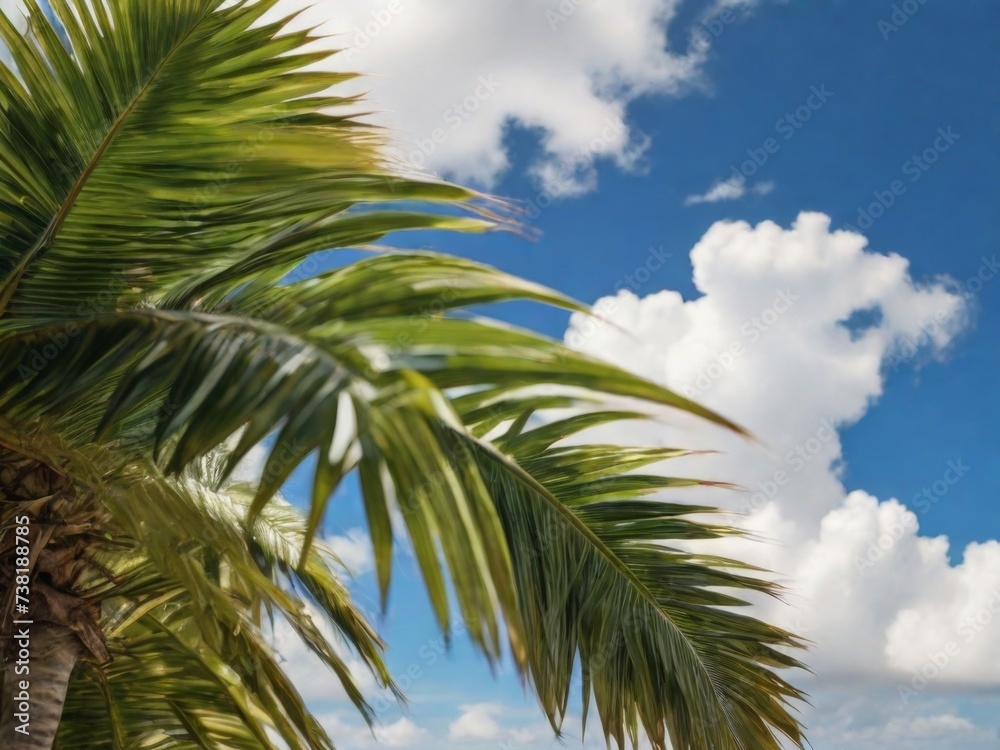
[0,1,807,748]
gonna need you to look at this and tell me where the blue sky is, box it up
[259,1,1000,747]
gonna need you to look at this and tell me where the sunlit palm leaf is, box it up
[0,1,807,748]
[0,0,492,323]
[455,400,808,749]
[59,468,391,749]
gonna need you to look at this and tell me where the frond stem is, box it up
[0,2,219,316]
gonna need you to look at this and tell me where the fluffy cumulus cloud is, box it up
[447,703,503,742]
[317,714,427,748]
[564,212,1000,745]
[268,0,760,195]
[447,703,552,744]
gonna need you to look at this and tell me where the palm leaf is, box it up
[59,466,392,749]
[456,399,808,749]
[0,2,807,748]
[0,0,493,324]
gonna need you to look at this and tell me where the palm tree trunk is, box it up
[2,623,82,749]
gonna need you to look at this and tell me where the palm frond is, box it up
[0,260,742,662]
[0,1,809,748]
[59,467,391,749]
[452,396,808,750]
[0,0,494,324]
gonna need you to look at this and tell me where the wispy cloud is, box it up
[685,175,775,205]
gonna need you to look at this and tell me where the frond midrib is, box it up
[0,1,220,317]
[466,431,737,732]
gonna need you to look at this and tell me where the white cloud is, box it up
[0,0,25,29]
[329,527,376,576]
[563,212,997,738]
[447,703,551,744]
[375,717,428,746]
[314,714,375,746]
[685,175,775,204]
[448,703,503,741]
[9,0,765,201]
[230,442,268,484]
[886,713,981,740]
[806,693,998,750]
[270,0,760,195]
[318,714,427,748]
